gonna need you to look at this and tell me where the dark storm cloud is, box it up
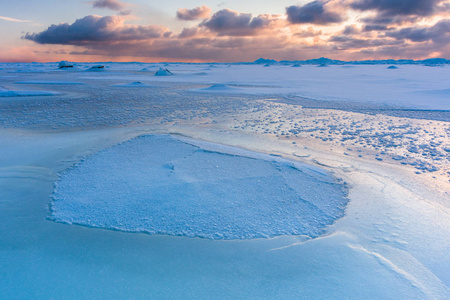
[350,0,442,17]
[286,1,344,25]
[23,15,169,45]
[201,9,272,36]
[386,19,450,42]
[177,5,212,21]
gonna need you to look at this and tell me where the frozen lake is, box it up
[0,62,449,298]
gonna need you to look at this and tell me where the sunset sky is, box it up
[1,0,449,62]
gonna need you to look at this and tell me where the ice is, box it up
[112,81,154,87]
[155,67,174,76]
[0,62,449,299]
[58,61,73,68]
[199,83,242,92]
[15,81,84,85]
[0,87,59,97]
[51,135,347,239]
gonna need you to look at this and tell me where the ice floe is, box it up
[51,135,348,240]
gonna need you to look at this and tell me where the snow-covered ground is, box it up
[0,62,449,298]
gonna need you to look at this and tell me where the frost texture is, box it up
[52,135,347,239]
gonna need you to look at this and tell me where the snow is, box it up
[0,62,449,299]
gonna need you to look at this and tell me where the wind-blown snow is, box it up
[51,135,347,239]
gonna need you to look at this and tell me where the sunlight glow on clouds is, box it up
[10,0,450,62]
[177,5,212,20]
[0,16,31,23]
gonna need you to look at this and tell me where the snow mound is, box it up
[200,84,240,92]
[387,65,398,69]
[51,135,348,240]
[113,81,154,87]
[155,67,173,76]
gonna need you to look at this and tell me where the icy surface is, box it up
[52,135,347,239]
[15,81,84,85]
[0,86,58,97]
[0,62,449,299]
[112,81,154,87]
[199,84,242,92]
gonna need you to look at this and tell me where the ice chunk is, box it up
[58,61,73,68]
[51,135,348,240]
[155,67,173,76]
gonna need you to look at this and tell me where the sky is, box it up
[1,0,449,62]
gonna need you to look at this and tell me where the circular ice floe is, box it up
[51,135,348,240]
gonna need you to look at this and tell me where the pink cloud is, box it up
[177,5,211,21]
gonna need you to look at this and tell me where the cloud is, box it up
[363,24,390,31]
[19,4,450,62]
[286,1,344,25]
[23,15,170,45]
[201,9,275,36]
[92,0,124,11]
[350,0,443,17]
[177,5,211,21]
[92,0,131,15]
[0,16,31,22]
[342,24,360,35]
[386,19,450,43]
[295,27,323,37]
